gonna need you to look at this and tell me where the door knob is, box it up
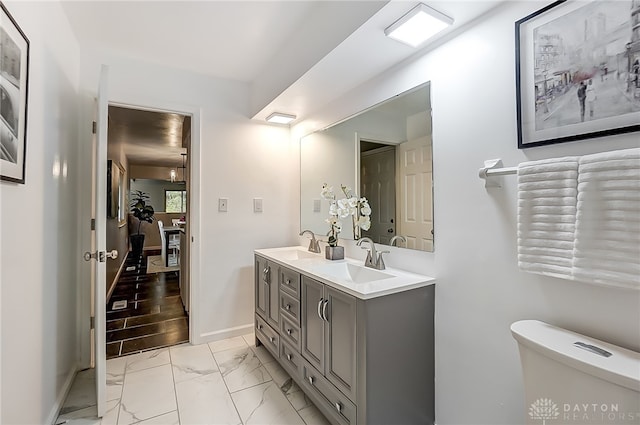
[84,250,118,262]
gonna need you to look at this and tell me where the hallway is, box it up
[107,250,189,359]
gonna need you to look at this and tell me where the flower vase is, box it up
[325,245,344,260]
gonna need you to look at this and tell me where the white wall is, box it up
[295,2,640,424]
[77,50,299,344]
[0,1,81,423]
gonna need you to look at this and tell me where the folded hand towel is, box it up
[574,148,640,290]
[518,156,579,280]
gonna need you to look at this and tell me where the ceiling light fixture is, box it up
[385,3,453,48]
[266,112,297,125]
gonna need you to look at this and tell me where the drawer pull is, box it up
[269,336,275,343]
[285,303,291,311]
[286,353,292,361]
[308,376,314,385]
[286,279,291,285]
[257,324,263,330]
[286,328,292,335]
[335,402,342,413]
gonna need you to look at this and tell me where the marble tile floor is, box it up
[56,332,331,425]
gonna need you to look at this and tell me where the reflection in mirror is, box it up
[300,83,433,252]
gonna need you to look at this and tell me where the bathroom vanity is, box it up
[254,246,436,425]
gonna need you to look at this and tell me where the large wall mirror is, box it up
[300,82,434,252]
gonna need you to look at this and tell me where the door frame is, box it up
[79,98,202,368]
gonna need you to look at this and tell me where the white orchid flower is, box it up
[347,196,358,208]
[328,202,338,216]
[358,215,371,230]
[321,184,334,200]
[361,204,372,216]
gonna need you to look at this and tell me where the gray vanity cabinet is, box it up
[254,255,279,329]
[254,253,435,425]
[301,276,357,401]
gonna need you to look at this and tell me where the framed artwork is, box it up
[0,2,29,183]
[516,0,640,148]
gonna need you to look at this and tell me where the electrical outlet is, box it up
[253,198,263,213]
[218,198,228,212]
[313,199,321,212]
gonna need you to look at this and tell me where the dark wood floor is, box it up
[106,249,189,359]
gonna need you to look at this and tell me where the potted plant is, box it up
[130,190,155,255]
[321,183,371,260]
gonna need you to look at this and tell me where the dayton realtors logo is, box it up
[529,398,560,425]
[530,398,637,423]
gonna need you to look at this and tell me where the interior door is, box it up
[92,64,109,417]
[397,134,433,251]
[361,146,396,244]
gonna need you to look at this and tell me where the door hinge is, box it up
[90,316,95,330]
[92,121,97,134]
[91,218,96,230]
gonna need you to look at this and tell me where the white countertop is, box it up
[254,246,435,300]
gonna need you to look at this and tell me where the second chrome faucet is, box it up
[356,237,389,270]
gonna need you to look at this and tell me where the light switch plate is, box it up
[253,198,263,213]
[313,199,321,213]
[218,198,228,212]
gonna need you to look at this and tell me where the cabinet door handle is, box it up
[256,324,263,330]
[322,299,329,322]
[269,336,275,343]
[286,353,292,361]
[317,298,324,320]
[286,328,292,335]
[286,279,291,285]
[285,303,291,311]
[335,402,342,413]
[308,376,314,385]
[263,266,270,283]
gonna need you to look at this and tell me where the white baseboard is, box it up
[197,323,254,345]
[107,256,128,303]
[46,365,78,425]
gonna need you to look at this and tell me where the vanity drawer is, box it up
[301,359,356,425]
[280,267,300,297]
[279,314,301,351]
[279,340,302,379]
[280,290,300,324]
[255,314,279,357]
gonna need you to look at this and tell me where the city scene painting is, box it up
[0,3,29,183]
[517,0,640,148]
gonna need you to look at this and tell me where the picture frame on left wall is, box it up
[0,2,29,183]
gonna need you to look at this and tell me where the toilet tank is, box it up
[511,320,640,425]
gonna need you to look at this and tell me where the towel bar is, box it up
[479,158,517,187]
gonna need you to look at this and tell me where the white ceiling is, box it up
[61,0,503,166]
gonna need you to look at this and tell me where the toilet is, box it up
[511,320,640,424]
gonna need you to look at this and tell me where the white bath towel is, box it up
[517,156,579,280]
[574,148,640,290]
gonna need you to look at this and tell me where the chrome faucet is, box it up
[390,235,406,247]
[356,237,389,270]
[299,230,321,253]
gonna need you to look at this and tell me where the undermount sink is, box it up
[270,248,319,261]
[312,262,394,284]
